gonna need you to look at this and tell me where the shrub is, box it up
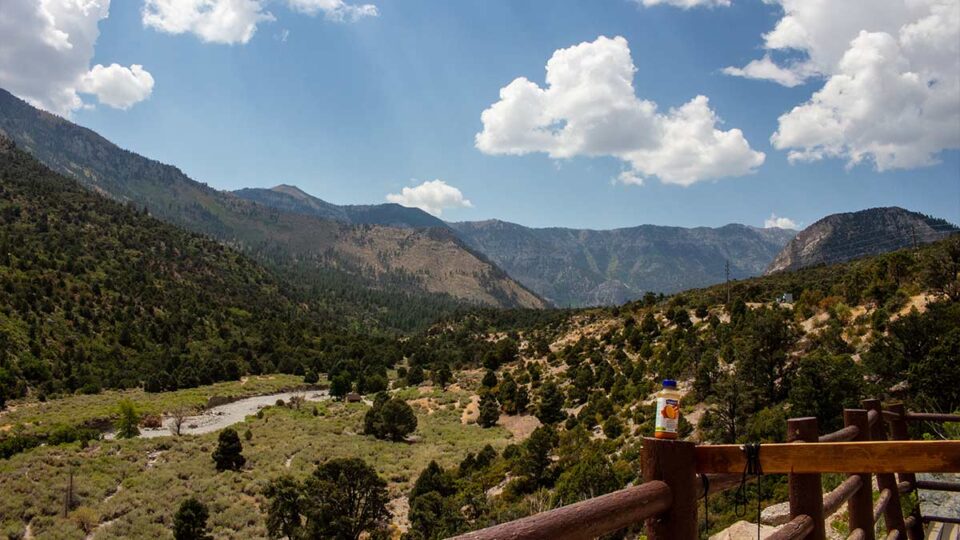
[114,399,140,439]
[212,428,246,471]
[364,395,417,441]
[173,497,212,540]
[70,506,100,534]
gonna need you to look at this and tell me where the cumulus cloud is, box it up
[79,64,155,110]
[635,0,731,8]
[476,36,764,186]
[142,0,276,44]
[386,180,473,216]
[726,0,960,170]
[721,55,805,87]
[764,213,799,229]
[0,0,153,115]
[142,0,377,45]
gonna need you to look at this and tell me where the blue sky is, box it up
[12,0,960,230]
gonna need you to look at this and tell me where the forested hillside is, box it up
[384,236,959,537]
[0,136,368,403]
[0,89,545,315]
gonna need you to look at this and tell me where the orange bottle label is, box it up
[655,397,680,438]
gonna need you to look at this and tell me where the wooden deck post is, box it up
[888,402,926,540]
[845,409,875,540]
[787,417,826,540]
[642,437,698,540]
[863,399,907,536]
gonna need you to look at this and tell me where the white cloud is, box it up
[764,213,798,229]
[0,0,153,115]
[617,170,645,186]
[635,0,730,8]
[79,64,155,110]
[386,180,473,216]
[142,0,377,45]
[142,0,276,45]
[287,0,378,21]
[726,0,960,170]
[722,55,805,87]
[476,36,765,186]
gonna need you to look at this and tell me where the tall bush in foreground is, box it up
[264,458,389,540]
[173,497,212,540]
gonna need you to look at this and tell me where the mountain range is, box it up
[0,89,545,319]
[233,184,797,306]
[1,86,955,311]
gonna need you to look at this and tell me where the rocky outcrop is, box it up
[766,207,957,274]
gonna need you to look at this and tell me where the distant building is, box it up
[345,392,363,403]
[777,293,794,304]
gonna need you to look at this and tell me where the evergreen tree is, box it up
[407,365,425,385]
[481,370,497,389]
[212,428,246,471]
[330,372,353,401]
[264,476,303,540]
[365,396,417,441]
[114,399,140,439]
[515,385,530,414]
[535,381,565,424]
[302,459,390,540]
[478,394,500,428]
[173,497,212,540]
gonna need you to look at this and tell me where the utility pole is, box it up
[724,260,731,306]
[64,468,74,517]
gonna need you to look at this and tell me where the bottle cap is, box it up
[662,379,677,388]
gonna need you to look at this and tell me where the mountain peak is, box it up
[270,184,315,201]
[765,207,958,274]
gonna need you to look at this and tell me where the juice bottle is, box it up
[654,379,681,439]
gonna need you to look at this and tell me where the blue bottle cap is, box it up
[662,379,677,388]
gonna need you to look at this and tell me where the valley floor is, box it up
[0,377,514,539]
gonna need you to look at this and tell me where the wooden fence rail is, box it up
[449,400,960,540]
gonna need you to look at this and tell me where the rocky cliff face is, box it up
[765,207,958,274]
[450,220,796,307]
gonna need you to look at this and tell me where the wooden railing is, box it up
[450,400,960,540]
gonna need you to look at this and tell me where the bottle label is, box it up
[655,397,680,434]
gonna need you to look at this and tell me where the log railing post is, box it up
[863,399,907,536]
[887,402,925,540]
[642,437,698,540]
[845,409,875,540]
[787,417,826,540]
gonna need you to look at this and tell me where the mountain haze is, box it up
[231,183,799,307]
[765,207,958,274]
[450,220,796,306]
[0,88,544,313]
